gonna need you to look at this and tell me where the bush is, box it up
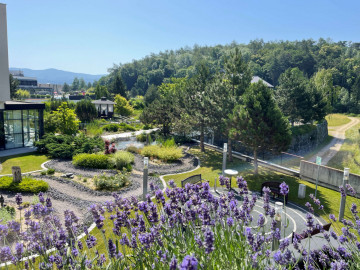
[35,133,104,159]
[136,132,147,142]
[126,145,141,154]
[0,208,13,224]
[119,122,136,131]
[4,206,15,217]
[102,123,120,132]
[40,171,47,176]
[291,124,316,136]
[73,153,109,169]
[0,176,49,193]
[47,168,55,175]
[141,145,183,162]
[157,137,176,148]
[110,151,134,170]
[94,172,130,190]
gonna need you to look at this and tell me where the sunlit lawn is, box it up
[0,153,49,175]
[326,113,351,127]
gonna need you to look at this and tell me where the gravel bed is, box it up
[45,159,118,177]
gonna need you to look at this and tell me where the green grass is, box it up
[164,146,360,227]
[326,113,351,127]
[328,123,360,174]
[0,153,49,175]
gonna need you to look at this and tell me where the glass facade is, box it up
[3,109,40,149]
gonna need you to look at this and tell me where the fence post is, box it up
[222,143,227,176]
[339,168,350,222]
[143,157,149,201]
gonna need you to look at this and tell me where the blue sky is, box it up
[2,0,360,74]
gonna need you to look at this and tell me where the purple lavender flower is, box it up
[329,214,337,222]
[346,183,356,196]
[227,217,234,227]
[279,182,289,196]
[339,186,346,197]
[86,235,97,249]
[180,255,198,270]
[170,255,178,270]
[15,193,22,207]
[257,214,265,228]
[203,227,214,254]
[108,239,116,258]
[169,180,176,188]
[38,192,45,204]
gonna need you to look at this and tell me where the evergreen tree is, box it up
[94,84,110,99]
[221,48,252,161]
[276,68,312,125]
[53,102,80,135]
[114,95,133,116]
[231,82,291,174]
[87,82,92,89]
[75,99,97,122]
[72,77,80,91]
[144,84,159,106]
[79,78,86,90]
[110,73,127,97]
[9,74,19,99]
[63,82,70,93]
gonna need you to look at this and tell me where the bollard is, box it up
[142,157,149,201]
[298,184,306,199]
[339,168,350,222]
[12,166,22,183]
[222,143,227,176]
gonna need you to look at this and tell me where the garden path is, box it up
[308,117,360,165]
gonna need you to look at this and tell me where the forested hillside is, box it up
[99,38,360,113]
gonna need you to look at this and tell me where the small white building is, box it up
[92,97,115,119]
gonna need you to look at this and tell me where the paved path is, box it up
[102,128,158,141]
[308,117,360,165]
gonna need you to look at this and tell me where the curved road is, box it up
[308,117,360,165]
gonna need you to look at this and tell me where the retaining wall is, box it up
[300,160,360,195]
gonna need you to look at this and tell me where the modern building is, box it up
[0,3,44,150]
[92,97,115,119]
[10,72,53,95]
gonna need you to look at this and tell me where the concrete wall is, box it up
[0,4,10,103]
[300,160,360,195]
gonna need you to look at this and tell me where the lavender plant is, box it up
[0,177,359,269]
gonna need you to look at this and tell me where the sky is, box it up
[2,0,360,75]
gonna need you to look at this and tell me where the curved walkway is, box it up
[308,117,360,165]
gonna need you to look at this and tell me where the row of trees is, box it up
[99,38,360,113]
[141,49,299,173]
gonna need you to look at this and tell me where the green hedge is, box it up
[0,177,49,193]
[291,124,316,136]
[73,153,109,169]
[102,123,137,133]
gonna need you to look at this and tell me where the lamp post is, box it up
[339,168,350,222]
[222,143,227,176]
[142,157,149,201]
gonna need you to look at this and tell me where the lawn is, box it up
[0,153,49,175]
[325,113,351,127]
[328,122,360,174]
[164,146,360,227]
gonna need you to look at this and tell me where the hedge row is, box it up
[0,177,49,193]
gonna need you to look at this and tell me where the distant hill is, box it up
[9,68,105,85]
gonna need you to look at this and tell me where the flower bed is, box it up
[0,176,358,269]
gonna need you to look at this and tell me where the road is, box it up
[308,117,360,165]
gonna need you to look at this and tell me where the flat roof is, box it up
[13,76,37,81]
[92,100,115,105]
[5,101,45,110]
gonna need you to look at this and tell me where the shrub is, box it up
[136,132,147,142]
[40,171,47,176]
[47,168,55,175]
[35,133,104,159]
[0,176,49,193]
[157,137,176,148]
[94,172,130,190]
[4,206,15,217]
[73,153,109,169]
[119,122,137,131]
[110,151,134,170]
[0,208,13,224]
[126,145,141,154]
[102,124,120,132]
[141,145,183,162]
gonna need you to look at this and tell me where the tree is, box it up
[63,83,70,93]
[114,95,133,116]
[144,85,159,106]
[276,68,312,125]
[53,102,80,135]
[72,77,80,91]
[94,84,110,99]
[15,89,30,100]
[9,74,18,99]
[79,78,86,90]
[312,69,336,109]
[231,82,291,174]
[87,82,92,89]
[221,48,252,161]
[75,99,97,122]
[110,73,127,97]
[180,62,216,152]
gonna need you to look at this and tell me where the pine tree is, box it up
[111,73,127,97]
[231,82,291,174]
